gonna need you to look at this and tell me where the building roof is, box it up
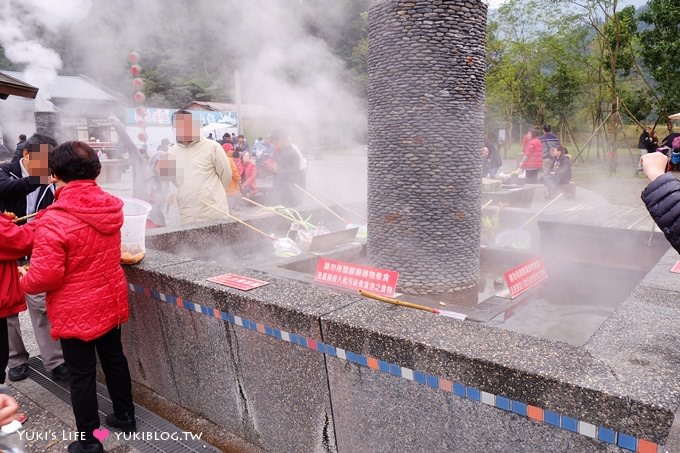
[0,71,38,100]
[2,70,119,102]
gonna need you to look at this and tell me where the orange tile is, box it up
[367,357,379,370]
[527,405,543,421]
[213,308,221,319]
[176,297,183,307]
[637,439,658,453]
[440,379,452,393]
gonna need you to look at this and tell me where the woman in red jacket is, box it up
[0,213,33,385]
[240,151,258,197]
[21,142,134,453]
[519,127,544,183]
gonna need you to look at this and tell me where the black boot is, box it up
[67,440,103,453]
[105,412,136,432]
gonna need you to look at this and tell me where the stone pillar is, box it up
[367,0,486,297]
[34,111,61,140]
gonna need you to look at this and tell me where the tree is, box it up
[638,0,680,122]
[555,0,638,166]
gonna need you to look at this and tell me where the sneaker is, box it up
[8,364,29,382]
[105,412,136,432]
[51,364,70,381]
[67,440,103,453]
[15,413,27,425]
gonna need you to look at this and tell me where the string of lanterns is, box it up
[127,51,147,144]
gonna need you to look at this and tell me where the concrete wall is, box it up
[121,226,680,452]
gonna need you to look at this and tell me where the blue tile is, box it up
[290,333,299,344]
[298,336,307,348]
[544,410,560,427]
[151,289,160,299]
[425,375,439,389]
[165,294,176,304]
[413,370,426,384]
[617,432,636,451]
[326,345,337,357]
[466,387,481,401]
[389,364,401,377]
[495,395,511,411]
[598,427,616,445]
[561,416,578,433]
[511,401,527,416]
[316,342,326,354]
[346,351,356,363]
[272,328,281,339]
[221,312,230,321]
[264,326,273,336]
[453,383,466,397]
[379,361,390,373]
[226,313,235,324]
[356,355,368,367]
[201,305,211,315]
[182,301,193,310]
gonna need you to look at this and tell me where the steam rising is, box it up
[0,0,91,111]
[1,0,366,146]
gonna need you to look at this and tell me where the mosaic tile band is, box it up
[128,283,663,453]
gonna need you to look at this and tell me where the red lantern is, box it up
[135,106,146,117]
[132,78,144,90]
[130,64,141,77]
[138,132,147,142]
[128,51,140,64]
[133,91,145,104]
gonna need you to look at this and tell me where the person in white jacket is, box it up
[168,110,232,223]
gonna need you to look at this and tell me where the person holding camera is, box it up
[641,152,680,253]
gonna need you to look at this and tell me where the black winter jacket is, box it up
[0,160,55,223]
[642,172,680,253]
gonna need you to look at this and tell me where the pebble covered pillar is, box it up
[367,0,486,296]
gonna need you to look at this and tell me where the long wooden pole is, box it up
[12,212,38,223]
[520,192,563,227]
[242,197,309,226]
[359,289,437,313]
[294,184,347,223]
[358,290,467,320]
[202,202,274,240]
[317,192,367,223]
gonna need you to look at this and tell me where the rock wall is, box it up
[367,0,486,295]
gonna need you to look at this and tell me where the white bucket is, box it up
[120,198,152,264]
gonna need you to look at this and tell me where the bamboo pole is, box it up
[520,192,563,227]
[242,197,309,226]
[317,192,367,223]
[12,212,38,223]
[358,290,467,320]
[294,184,347,223]
[359,289,437,313]
[202,202,274,240]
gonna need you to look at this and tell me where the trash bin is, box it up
[120,197,151,265]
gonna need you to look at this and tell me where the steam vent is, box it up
[367,0,486,297]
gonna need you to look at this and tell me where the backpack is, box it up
[672,135,680,151]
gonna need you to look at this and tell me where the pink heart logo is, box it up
[93,428,110,442]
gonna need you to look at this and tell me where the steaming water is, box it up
[486,263,645,346]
